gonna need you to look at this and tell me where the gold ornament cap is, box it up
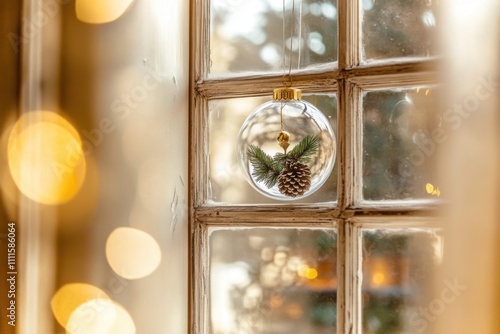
[273,87,302,101]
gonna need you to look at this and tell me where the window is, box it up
[191,0,441,333]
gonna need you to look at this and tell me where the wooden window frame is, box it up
[189,0,440,333]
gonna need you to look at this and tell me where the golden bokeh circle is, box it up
[66,299,136,334]
[7,111,86,205]
[51,283,110,329]
[106,227,162,280]
[76,0,135,24]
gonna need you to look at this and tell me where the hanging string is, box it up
[297,0,302,70]
[282,0,295,87]
[280,0,298,139]
[282,0,286,76]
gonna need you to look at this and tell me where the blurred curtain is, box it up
[434,1,500,333]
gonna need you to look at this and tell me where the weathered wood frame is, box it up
[189,0,440,333]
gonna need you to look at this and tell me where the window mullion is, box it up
[194,0,210,80]
[350,82,363,207]
[337,79,360,210]
[191,96,209,207]
[191,221,210,334]
[347,220,363,334]
[338,0,364,330]
[338,0,361,69]
[337,219,363,334]
[196,71,339,99]
[336,219,346,334]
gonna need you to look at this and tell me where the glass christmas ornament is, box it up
[237,87,336,201]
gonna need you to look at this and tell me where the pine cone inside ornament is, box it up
[278,160,312,197]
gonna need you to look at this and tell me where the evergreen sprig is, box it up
[247,135,320,188]
[247,145,282,188]
[288,135,320,163]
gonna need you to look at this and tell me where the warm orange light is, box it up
[76,0,135,24]
[306,268,318,280]
[299,264,318,280]
[106,227,162,280]
[372,272,386,286]
[51,283,109,330]
[66,299,136,334]
[426,183,441,196]
[7,111,86,205]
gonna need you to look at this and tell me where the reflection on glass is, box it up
[362,0,439,60]
[209,94,337,204]
[210,228,337,334]
[362,229,443,334]
[362,88,441,201]
[210,0,338,75]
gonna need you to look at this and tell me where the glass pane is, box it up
[362,87,442,201]
[362,228,443,334]
[362,0,439,60]
[210,0,338,76]
[210,228,337,334]
[209,94,337,204]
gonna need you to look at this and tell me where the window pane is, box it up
[209,94,337,204]
[362,88,442,201]
[210,0,338,76]
[362,0,439,60]
[210,228,337,334]
[362,228,443,334]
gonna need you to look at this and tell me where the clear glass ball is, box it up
[237,98,336,201]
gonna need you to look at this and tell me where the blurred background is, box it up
[0,0,498,333]
[1,0,188,333]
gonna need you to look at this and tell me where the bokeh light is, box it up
[299,264,318,280]
[66,299,136,334]
[372,272,385,286]
[426,183,441,196]
[105,227,161,279]
[7,111,86,205]
[51,283,109,330]
[76,0,135,24]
